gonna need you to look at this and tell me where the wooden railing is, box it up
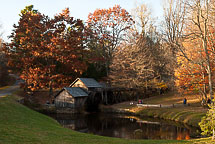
[136,103,189,108]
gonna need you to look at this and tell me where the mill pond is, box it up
[48,113,200,140]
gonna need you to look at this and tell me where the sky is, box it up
[0,0,163,42]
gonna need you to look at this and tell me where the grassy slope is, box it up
[141,92,201,105]
[0,95,189,144]
[137,107,205,127]
[136,92,207,127]
[103,92,208,127]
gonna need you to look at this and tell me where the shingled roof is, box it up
[70,78,102,88]
[65,87,88,97]
[56,87,88,98]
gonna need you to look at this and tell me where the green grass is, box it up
[142,92,201,105]
[137,108,205,127]
[134,92,207,128]
[102,92,207,128]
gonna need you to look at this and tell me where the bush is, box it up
[199,99,215,140]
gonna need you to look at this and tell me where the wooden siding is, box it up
[55,101,75,108]
[75,97,87,107]
[55,90,75,103]
[72,80,88,91]
[55,90,87,108]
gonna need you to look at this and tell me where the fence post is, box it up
[160,104,161,108]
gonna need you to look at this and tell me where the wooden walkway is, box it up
[136,103,189,108]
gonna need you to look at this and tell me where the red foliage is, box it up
[6,5,87,91]
[87,5,134,60]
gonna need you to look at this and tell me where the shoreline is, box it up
[27,99,206,129]
[100,104,206,128]
[33,102,206,128]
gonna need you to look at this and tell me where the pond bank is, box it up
[35,101,206,128]
[100,103,206,128]
[26,98,206,128]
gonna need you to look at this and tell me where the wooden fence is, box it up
[136,103,189,108]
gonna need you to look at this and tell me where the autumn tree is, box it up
[160,0,188,90]
[109,3,170,96]
[6,5,87,93]
[110,36,167,89]
[130,2,156,41]
[87,5,134,75]
[172,0,215,101]
[110,29,169,92]
[162,0,187,56]
[175,38,210,100]
[187,0,214,99]
[81,26,107,80]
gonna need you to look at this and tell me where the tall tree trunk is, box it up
[207,65,213,99]
[202,67,207,100]
[203,16,213,99]
[213,128,215,140]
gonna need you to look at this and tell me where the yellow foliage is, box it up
[156,82,168,89]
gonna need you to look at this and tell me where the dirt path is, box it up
[0,85,19,97]
[0,74,21,97]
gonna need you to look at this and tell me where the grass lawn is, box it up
[140,92,207,127]
[142,92,202,106]
[136,107,205,127]
[0,95,213,144]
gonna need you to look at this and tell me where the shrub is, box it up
[199,99,215,140]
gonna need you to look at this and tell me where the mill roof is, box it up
[56,87,88,98]
[70,78,102,88]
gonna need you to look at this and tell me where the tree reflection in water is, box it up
[49,113,200,140]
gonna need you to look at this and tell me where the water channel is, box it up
[48,113,200,140]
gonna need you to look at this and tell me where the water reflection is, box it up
[49,113,200,140]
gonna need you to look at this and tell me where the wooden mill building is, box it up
[69,78,104,110]
[54,78,135,112]
[55,78,103,111]
[55,87,88,109]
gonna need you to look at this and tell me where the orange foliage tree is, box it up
[5,5,87,93]
[174,0,215,101]
[175,29,215,101]
[87,5,135,75]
